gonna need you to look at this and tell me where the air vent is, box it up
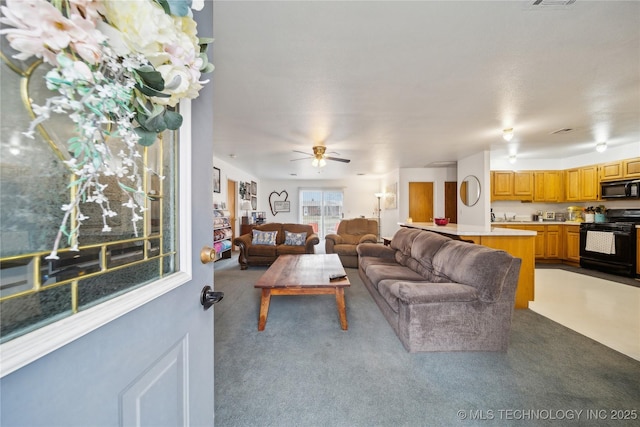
[426,161,457,167]
[551,128,573,135]
[531,0,576,6]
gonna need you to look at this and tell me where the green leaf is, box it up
[135,82,171,98]
[135,68,165,91]
[134,128,158,146]
[154,0,171,15]
[164,110,183,130]
[144,114,168,133]
[118,182,137,193]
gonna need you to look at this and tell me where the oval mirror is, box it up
[460,175,481,207]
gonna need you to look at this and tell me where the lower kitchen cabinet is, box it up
[564,225,581,263]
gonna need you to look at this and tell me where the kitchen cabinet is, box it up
[600,161,623,181]
[564,166,598,201]
[490,171,533,201]
[494,224,561,260]
[533,171,562,202]
[564,225,581,264]
[623,157,640,178]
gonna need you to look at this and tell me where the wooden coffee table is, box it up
[254,254,351,331]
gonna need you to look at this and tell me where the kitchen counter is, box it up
[492,221,582,226]
[399,222,537,236]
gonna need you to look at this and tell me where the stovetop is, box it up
[601,208,640,225]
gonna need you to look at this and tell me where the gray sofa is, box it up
[357,227,521,352]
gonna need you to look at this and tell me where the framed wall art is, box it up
[213,167,221,193]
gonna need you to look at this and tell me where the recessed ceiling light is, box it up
[595,142,607,153]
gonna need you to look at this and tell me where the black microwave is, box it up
[600,179,640,199]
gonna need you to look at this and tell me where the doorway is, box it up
[228,179,237,249]
[408,182,434,222]
[299,189,344,238]
[444,181,458,224]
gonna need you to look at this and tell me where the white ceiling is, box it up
[211,0,640,180]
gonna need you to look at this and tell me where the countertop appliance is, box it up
[600,179,640,200]
[579,208,640,277]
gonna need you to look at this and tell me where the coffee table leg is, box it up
[258,289,271,331]
[335,288,348,330]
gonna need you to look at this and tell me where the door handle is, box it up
[200,246,216,264]
[201,285,223,310]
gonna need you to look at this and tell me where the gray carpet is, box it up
[213,254,640,427]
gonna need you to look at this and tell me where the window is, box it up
[299,189,344,238]
[0,58,178,343]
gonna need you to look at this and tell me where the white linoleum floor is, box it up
[530,268,640,361]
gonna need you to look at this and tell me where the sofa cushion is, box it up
[248,244,278,257]
[252,230,278,246]
[284,231,307,246]
[277,245,307,255]
[389,228,422,266]
[396,282,478,304]
[365,264,425,290]
[359,256,398,272]
[332,243,359,257]
[431,240,512,302]
[410,231,452,279]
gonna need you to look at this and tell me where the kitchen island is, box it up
[398,222,536,309]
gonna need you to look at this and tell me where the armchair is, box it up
[325,218,378,268]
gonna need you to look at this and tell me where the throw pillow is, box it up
[284,231,307,246]
[252,230,277,246]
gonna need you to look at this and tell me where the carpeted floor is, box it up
[213,254,640,427]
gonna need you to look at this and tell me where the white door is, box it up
[0,5,217,426]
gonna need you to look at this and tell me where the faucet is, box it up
[503,213,507,221]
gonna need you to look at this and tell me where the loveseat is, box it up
[234,223,319,270]
[325,218,378,268]
[357,227,521,352]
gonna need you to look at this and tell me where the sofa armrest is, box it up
[325,233,343,244]
[357,243,395,259]
[358,233,378,244]
[304,233,320,253]
[392,282,478,304]
[233,234,252,270]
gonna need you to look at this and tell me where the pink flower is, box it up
[0,0,103,65]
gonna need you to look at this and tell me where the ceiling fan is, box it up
[291,145,351,168]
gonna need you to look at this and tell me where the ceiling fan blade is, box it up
[325,156,351,163]
[290,156,312,162]
[293,150,311,155]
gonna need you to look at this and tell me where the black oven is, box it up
[579,208,640,278]
[600,179,640,200]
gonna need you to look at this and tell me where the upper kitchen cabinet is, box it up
[623,157,640,178]
[491,171,533,201]
[533,171,562,202]
[565,165,598,202]
[600,160,624,181]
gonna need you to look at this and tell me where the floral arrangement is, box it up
[0,0,213,259]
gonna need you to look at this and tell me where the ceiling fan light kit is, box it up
[292,144,351,168]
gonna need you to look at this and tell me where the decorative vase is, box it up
[585,213,595,223]
[594,213,606,223]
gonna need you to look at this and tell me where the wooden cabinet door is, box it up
[513,172,534,198]
[600,161,623,181]
[565,169,580,201]
[492,171,513,198]
[534,171,562,202]
[580,166,599,200]
[545,226,561,259]
[624,157,640,178]
[564,226,581,262]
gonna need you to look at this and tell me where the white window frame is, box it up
[0,102,194,378]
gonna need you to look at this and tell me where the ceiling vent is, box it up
[551,128,574,135]
[426,161,457,168]
[531,0,576,6]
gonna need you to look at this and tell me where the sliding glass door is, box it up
[299,189,344,239]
